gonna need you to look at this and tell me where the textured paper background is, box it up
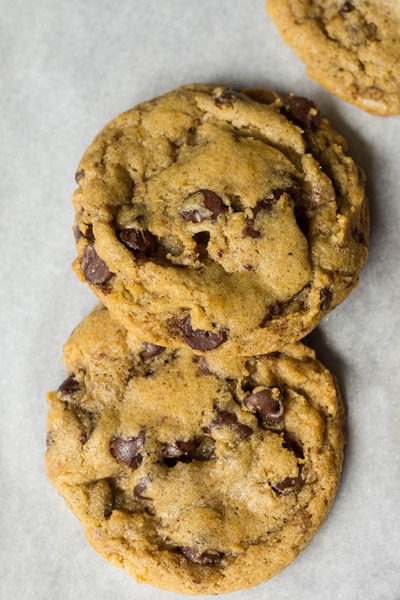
[1,0,400,598]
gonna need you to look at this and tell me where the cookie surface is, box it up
[72,84,368,357]
[266,0,400,116]
[46,305,345,594]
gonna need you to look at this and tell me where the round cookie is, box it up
[266,0,400,116]
[72,84,368,357]
[46,304,345,595]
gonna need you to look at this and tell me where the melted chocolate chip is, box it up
[75,169,85,184]
[193,355,212,375]
[81,244,115,286]
[272,473,305,496]
[260,301,286,327]
[201,190,226,218]
[182,190,226,222]
[244,388,285,422]
[181,209,205,223]
[281,96,320,132]
[110,432,146,468]
[181,316,227,351]
[339,1,354,17]
[210,410,253,440]
[133,480,148,499]
[79,428,94,445]
[215,88,240,107]
[182,547,223,565]
[243,218,262,238]
[319,288,332,312]
[163,436,216,467]
[74,223,94,242]
[118,228,158,256]
[58,375,81,396]
[140,343,165,360]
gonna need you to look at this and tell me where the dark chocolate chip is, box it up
[260,301,286,327]
[133,480,148,499]
[81,244,115,286]
[181,316,227,351]
[182,190,226,222]
[79,428,94,445]
[110,432,146,468]
[210,410,253,440]
[244,388,285,422]
[243,218,262,238]
[118,228,158,256]
[215,88,241,107]
[272,473,305,496]
[75,169,85,184]
[181,209,205,223]
[193,355,212,375]
[339,1,355,17]
[140,343,165,360]
[58,375,81,396]
[319,288,332,312]
[281,96,320,132]
[182,547,223,565]
[103,500,114,518]
[163,436,216,467]
[201,190,226,218]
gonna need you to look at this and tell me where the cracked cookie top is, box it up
[266,0,400,115]
[46,304,345,594]
[72,84,368,356]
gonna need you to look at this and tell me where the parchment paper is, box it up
[1,1,399,598]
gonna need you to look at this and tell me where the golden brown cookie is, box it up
[46,305,345,594]
[266,0,400,116]
[72,84,368,357]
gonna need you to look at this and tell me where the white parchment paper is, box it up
[1,1,399,598]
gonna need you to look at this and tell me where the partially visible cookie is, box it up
[266,0,400,116]
[72,84,368,357]
[46,305,345,594]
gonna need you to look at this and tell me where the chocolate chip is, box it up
[339,1,354,17]
[319,288,332,312]
[282,433,304,459]
[118,228,158,256]
[243,219,262,238]
[74,223,95,242]
[110,432,146,468]
[181,316,227,351]
[181,209,205,223]
[81,244,115,286]
[103,500,114,518]
[272,473,305,496]
[133,480,148,499]
[244,388,285,422]
[182,190,226,222]
[281,96,320,132]
[210,410,253,440]
[193,355,211,375]
[79,428,94,445]
[163,436,216,467]
[182,547,223,565]
[260,301,286,327]
[215,88,241,107]
[140,343,165,360]
[201,190,226,218]
[58,375,81,396]
[75,169,85,184]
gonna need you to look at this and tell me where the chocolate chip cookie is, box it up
[72,84,368,356]
[266,0,400,116]
[46,304,345,594]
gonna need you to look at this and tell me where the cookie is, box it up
[266,0,400,116]
[46,304,345,594]
[72,84,368,357]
